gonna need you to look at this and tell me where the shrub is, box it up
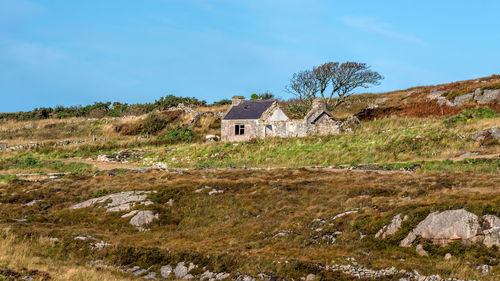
[444,107,497,124]
[212,99,232,106]
[481,82,500,90]
[284,102,311,119]
[141,112,168,135]
[154,124,198,144]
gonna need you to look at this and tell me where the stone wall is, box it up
[221,120,260,142]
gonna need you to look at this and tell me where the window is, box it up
[235,124,245,135]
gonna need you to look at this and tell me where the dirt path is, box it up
[60,158,145,170]
[449,153,500,162]
[59,153,500,174]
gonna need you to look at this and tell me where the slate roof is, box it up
[223,100,275,120]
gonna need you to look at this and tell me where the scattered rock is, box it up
[70,191,152,212]
[174,262,188,279]
[49,238,59,244]
[93,240,112,250]
[415,244,428,256]
[194,186,211,193]
[208,189,224,195]
[152,162,168,170]
[167,198,174,207]
[376,213,408,239]
[25,200,41,206]
[205,135,221,142]
[132,268,148,276]
[444,253,452,260]
[215,272,230,280]
[74,235,94,241]
[129,211,158,229]
[477,264,489,276]
[332,209,359,220]
[471,126,500,145]
[458,152,478,158]
[200,270,214,280]
[143,272,157,279]
[160,265,172,278]
[305,273,316,281]
[400,209,480,247]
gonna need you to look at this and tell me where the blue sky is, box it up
[1,0,499,112]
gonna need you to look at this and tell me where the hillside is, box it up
[0,76,499,281]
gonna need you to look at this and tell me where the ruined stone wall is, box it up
[310,115,342,136]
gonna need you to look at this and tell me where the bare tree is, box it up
[329,62,383,108]
[285,70,319,106]
[286,61,383,110]
[313,62,338,99]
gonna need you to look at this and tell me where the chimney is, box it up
[232,96,245,106]
[311,98,326,111]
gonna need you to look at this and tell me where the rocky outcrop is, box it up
[400,209,480,247]
[129,211,158,230]
[375,213,408,239]
[400,209,500,248]
[70,191,153,212]
[428,88,500,106]
[471,126,500,144]
[475,89,500,104]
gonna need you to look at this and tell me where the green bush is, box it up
[212,99,232,106]
[444,107,497,124]
[284,102,311,118]
[141,112,168,135]
[154,124,198,144]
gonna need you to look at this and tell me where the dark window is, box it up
[235,124,245,135]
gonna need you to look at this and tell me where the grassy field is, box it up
[0,80,499,280]
[0,169,499,280]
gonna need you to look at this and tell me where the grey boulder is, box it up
[400,209,480,247]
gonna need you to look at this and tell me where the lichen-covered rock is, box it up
[400,209,480,247]
[415,244,428,256]
[129,211,158,228]
[484,226,500,248]
[475,89,500,104]
[70,191,152,212]
[160,265,172,278]
[375,213,408,239]
[484,214,500,228]
[174,262,188,279]
[471,126,500,143]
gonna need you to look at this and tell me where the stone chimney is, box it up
[232,96,245,106]
[311,98,326,111]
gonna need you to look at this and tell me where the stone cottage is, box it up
[221,96,351,142]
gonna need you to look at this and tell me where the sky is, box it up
[1,0,500,112]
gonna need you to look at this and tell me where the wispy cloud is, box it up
[341,16,425,46]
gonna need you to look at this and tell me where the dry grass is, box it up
[0,229,135,281]
[0,169,498,280]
